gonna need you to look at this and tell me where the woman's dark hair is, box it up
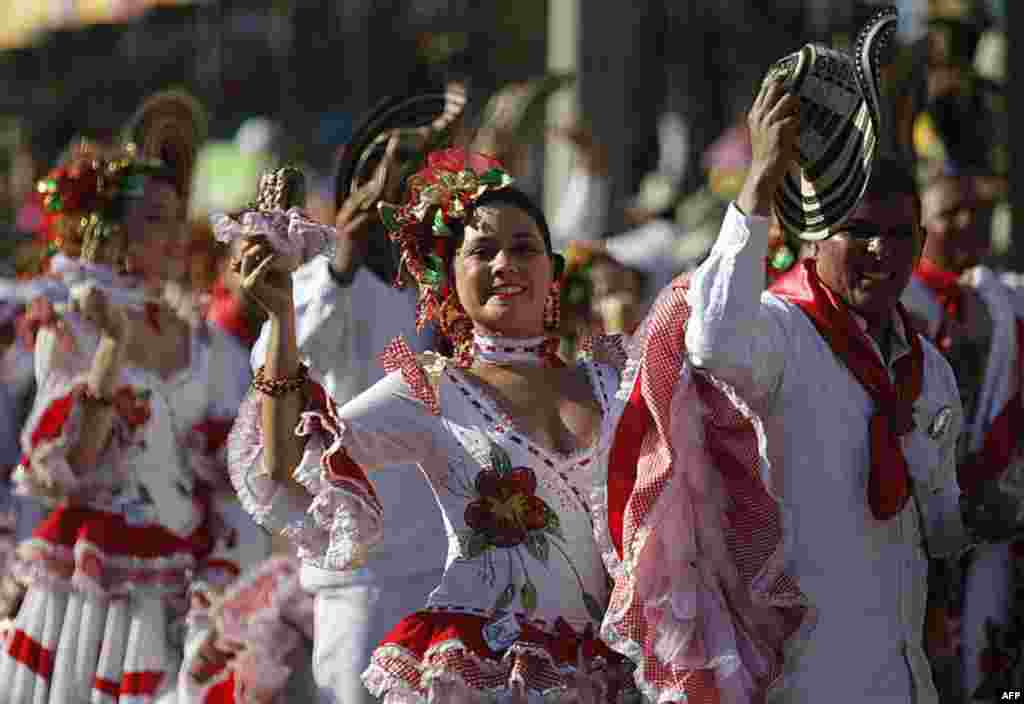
[448,187,553,253]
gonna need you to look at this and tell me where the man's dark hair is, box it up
[333,90,452,283]
[863,156,920,208]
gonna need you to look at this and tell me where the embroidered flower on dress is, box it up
[456,439,604,621]
[464,466,549,549]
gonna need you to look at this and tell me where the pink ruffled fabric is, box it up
[211,556,314,704]
[226,390,329,561]
[226,386,384,571]
[598,281,813,704]
[211,208,336,264]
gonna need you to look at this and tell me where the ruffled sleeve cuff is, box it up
[227,382,384,571]
[13,376,138,504]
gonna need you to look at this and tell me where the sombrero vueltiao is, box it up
[767,6,899,240]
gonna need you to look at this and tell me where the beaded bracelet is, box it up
[252,363,309,397]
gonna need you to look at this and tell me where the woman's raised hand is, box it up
[72,285,131,343]
[235,235,301,321]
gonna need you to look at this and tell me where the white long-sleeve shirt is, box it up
[685,204,968,704]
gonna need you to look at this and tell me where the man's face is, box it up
[815,192,922,321]
[922,177,989,272]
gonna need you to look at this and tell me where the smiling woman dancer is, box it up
[0,95,259,704]
[226,135,812,702]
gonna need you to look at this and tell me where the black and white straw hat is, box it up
[766,7,899,241]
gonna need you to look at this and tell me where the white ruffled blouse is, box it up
[231,352,627,633]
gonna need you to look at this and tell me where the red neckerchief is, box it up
[914,258,964,352]
[770,259,924,519]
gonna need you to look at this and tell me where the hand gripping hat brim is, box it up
[766,7,898,241]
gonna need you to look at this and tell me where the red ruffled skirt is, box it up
[363,610,639,703]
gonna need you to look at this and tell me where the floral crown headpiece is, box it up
[377,147,515,363]
[36,140,163,258]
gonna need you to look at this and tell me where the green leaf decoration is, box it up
[424,253,446,274]
[46,195,62,213]
[520,580,538,613]
[542,504,564,539]
[420,267,444,288]
[489,442,513,475]
[465,532,491,559]
[770,245,795,272]
[421,254,447,289]
[478,168,507,186]
[121,174,146,197]
[495,583,516,610]
[525,533,549,564]
[582,592,605,623]
[432,209,452,237]
[378,203,399,231]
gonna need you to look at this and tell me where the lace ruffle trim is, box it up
[13,536,195,598]
[364,638,634,704]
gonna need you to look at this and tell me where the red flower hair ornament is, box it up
[35,140,163,261]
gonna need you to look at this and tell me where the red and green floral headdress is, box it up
[377,146,515,364]
[35,140,163,261]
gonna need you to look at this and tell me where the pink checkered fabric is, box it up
[602,275,812,704]
[379,336,441,416]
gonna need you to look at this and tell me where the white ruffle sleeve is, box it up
[227,370,442,572]
[12,319,141,504]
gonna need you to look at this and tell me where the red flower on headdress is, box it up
[425,147,503,176]
[38,159,102,216]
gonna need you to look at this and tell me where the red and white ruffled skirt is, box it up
[0,505,202,703]
[363,610,640,703]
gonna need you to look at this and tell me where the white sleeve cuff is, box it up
[712,202,771,257]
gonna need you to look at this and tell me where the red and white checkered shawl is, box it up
[599,275,814,704]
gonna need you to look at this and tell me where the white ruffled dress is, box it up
[229,342,641,703]
[1,310,267,704]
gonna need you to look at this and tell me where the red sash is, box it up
[770,260,924,519]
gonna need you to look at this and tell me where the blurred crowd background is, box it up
[0,0,1014,351]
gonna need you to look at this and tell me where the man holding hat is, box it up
[683,9,971,703]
